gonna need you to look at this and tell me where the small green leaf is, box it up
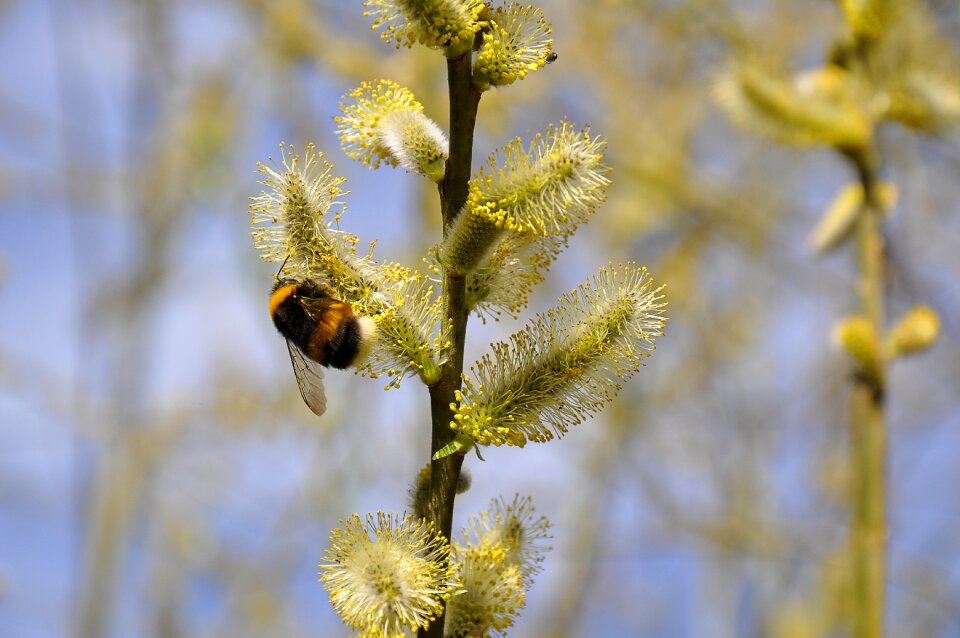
[433,433,476,460]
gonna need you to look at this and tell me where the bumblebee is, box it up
[269,279,377,416]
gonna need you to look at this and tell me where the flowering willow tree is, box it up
[249,2,666,636]
[715,1,952,636]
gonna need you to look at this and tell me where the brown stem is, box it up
[440,53,482,225]
[420,51,482,638]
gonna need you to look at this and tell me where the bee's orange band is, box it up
[309,303,352,362]
[268,284,297,319]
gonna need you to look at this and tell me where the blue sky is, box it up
[1,1,959,637]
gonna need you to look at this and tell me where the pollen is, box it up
[451,263,666,447]
[474,4,553,89]
[336,80,425,169]
[467,121,610,237]
[363,0,486,53]
[319,513,459,636]
[445,495,551,637]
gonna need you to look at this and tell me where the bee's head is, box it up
[269,280,300,323]
[270,278,334,301]
[292,279,333,300]
[272,278,299,294]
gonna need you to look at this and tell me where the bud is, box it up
[442,208,505,276]
[839,0,901,41]
[410,464,473,520]
[883,70,960,134]
[419,356,442,385]
[888,305,940,357]
[906,72,960,124]
[336,80,448,181]
[833,315,881,382]
[714,62,872,151]
[380,110,448,181]
[810,181,897,253]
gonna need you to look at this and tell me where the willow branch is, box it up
[421,50,482,638]
[847,146,887,638]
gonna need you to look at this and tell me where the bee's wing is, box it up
[287,340,327,416]
[297,297,322,321]
[297,290,337,321]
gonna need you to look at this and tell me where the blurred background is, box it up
[1,0,958,636]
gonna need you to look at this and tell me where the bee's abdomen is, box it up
[323,316,366,369]
[306,301,356,368]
